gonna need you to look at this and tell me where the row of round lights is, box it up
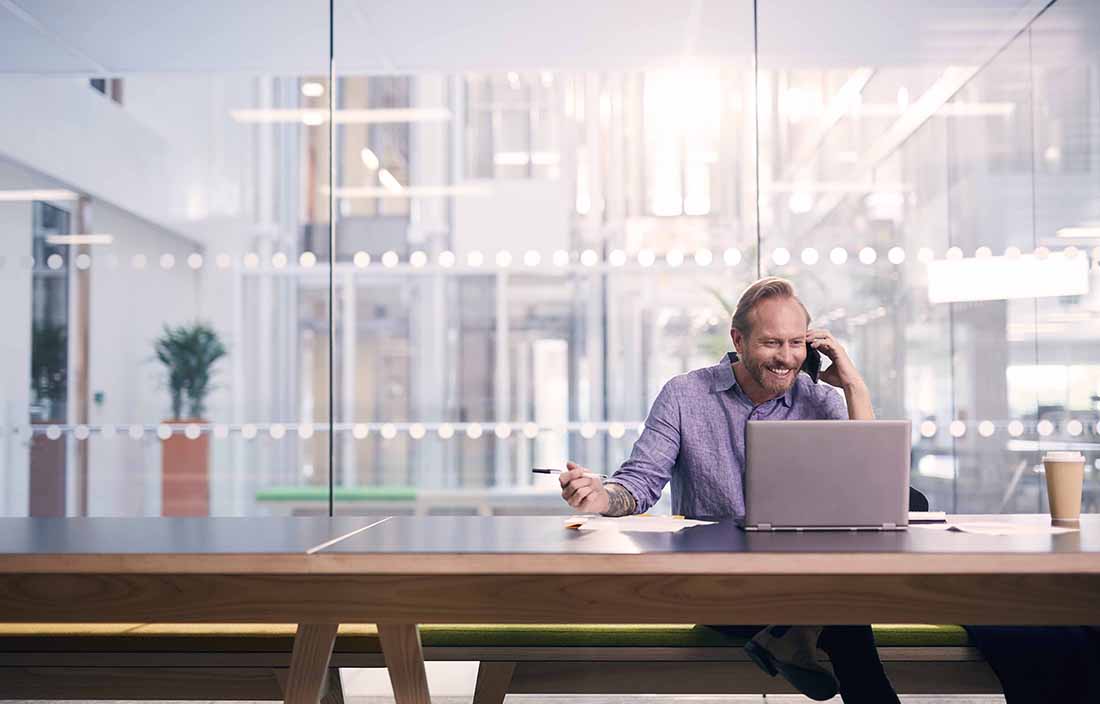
[919,418,1097,439]
[16,245,1100,272]
[28,421,645,441]
[25,418,1100,441]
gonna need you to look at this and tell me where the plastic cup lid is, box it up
[1043,451,1085,462]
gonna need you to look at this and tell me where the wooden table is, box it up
[1,514,1098,703]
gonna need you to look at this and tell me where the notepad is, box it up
[565,515,715,533]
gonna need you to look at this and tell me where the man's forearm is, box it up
[843,380,875,420]
[602,482,638,516]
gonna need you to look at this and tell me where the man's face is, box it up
[731,297,809,397]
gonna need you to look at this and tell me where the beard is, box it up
[743,353,798,396]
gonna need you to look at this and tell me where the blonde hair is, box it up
[730,276,811,336]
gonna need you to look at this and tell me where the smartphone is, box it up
[801,341,822,383]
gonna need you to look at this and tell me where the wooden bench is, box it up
[0,623,1001,701]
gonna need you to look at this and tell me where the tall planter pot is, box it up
[29,421,66,516]
[161,420,209,516]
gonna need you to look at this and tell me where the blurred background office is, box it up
[1,0,1097,519]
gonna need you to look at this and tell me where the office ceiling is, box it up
[0,0,1089,76]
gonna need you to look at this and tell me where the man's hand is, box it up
[559,461,610,514]
[808,328,865,390]
[808,328,874,420]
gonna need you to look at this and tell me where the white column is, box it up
[514,338,531,485]
[229,263,244,514]
[493,271,510,486]
[409,75,452,489]
[340,270,357,486]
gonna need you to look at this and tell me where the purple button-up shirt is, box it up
[608,352,848,519]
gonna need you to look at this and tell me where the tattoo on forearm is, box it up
[602,482,638,517]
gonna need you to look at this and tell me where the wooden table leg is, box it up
[379,623,431,704]
[473,661,515,704]
[282,623,339,704]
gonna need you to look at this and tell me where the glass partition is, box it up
[0,1,330,516]
[0,1,1095,517]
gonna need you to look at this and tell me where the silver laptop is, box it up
[740,420,911,531]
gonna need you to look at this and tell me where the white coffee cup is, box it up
[1042,451,1086,525]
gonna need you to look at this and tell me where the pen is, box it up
[532,467,609,480]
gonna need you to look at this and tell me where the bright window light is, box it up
[926,252,1089,304]
[45,234,114,246]
[378,169,403,193]
[360,148,379,170]
[0,189,78,202]
[1057,226,1100,239]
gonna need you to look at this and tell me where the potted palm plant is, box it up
[154,323,226,516]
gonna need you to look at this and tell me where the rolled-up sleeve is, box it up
[607,379,681,513]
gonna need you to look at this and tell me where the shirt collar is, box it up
[713,351,794,408]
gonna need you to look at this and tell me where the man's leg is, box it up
[964,626,1100,704]
[817,625,899,704]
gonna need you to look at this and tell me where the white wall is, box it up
[86,201,201,516]
[0,75,258,245]
[122,74,257,226]
[0,199,32,516]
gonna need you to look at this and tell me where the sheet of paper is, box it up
[565,515,716,533]
[908,511,947,522]
[944,521,1078,536]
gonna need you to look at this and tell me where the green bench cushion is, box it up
[255,485,417,502]
[0,623,970,650]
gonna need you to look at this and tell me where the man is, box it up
[559,276,899,703]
